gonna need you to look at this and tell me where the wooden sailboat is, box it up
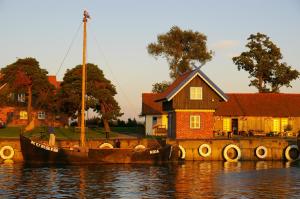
[20,10,178,164]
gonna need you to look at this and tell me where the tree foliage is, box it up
[0,58,55,122]
[59,63,123,131]
[152,81,171,93]
[147,26,212,79]
[232,32,299,92]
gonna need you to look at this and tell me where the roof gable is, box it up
[156,69,228,102]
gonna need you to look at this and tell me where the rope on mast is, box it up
[56,21,82,76]
[89,26,140,116]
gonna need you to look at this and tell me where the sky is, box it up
[1,0,300,120]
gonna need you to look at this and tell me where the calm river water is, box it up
[1,161,300,198]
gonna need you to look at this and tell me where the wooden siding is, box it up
[172,76,223,110]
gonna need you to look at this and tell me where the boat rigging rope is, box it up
[56,21,82,76]
[34,21,82,120]
[89,25,140,115]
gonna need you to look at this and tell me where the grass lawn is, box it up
[0,126,144,140]
[0,127,22,138]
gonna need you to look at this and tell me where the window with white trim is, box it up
[190,87,202,100]
[38,112,46,120]
[17,93,25,102]
[190,115,200,129]
[20,111,28,120]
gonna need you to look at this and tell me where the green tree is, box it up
[152,81,171,93]
[0,58,54,123]
[233,32,299,92]
[147,26,212,79]
[59,63,123,132]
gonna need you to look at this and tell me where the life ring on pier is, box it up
[0,146,15,160]
[223,144,241,162]
[198,144,211,157]
[99,143,113,149]
[178,145,186,159]
[255,146,268,159]
[285,145,300,161]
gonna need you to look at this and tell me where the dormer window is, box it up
[190,87,202,100]
[17,93,25,102]
[38,112,46,120]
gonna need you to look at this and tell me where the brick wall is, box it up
[175,111,214,139]
[0,106,65,127]
[0,107,14,122]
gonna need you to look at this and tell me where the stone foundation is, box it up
[0,137,298,163]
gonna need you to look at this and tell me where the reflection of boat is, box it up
[20,10,178,165]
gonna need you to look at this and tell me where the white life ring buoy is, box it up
[0,146,15,160]
[134,144,146,151]
[198,144,211,157]
[223,144,241,162]
[255,146,268,159]
[178,145,186,159]
[285,145,300,161]
[99,143,113,149]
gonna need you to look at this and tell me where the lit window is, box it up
[17,93,25,102]
[190,87,202,100]
[223,118,231,132]
[273,118,280,132]
[20,111,28,120]
[38,112,46,120]
[281,118,288,132]
[190,115,200,129]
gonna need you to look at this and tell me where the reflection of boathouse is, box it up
[142,69,300,138]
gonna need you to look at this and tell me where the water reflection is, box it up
[0,161,300,198]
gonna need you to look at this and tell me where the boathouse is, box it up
[142,71,300,138]
[214,93,300,136]
[142,68,228,139]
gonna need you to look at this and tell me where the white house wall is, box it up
[145,115,154,135]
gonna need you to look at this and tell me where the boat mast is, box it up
[80,10,90,147]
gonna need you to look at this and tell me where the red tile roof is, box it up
[215,93,300,117]
[47,75,61,89]
[155,70,193,101]
[155,69,228,102]
[142,92,300,117]
[141,93,164,115]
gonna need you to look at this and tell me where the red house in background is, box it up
[0,75,64,127]
[142,68,228,139]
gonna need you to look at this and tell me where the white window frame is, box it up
[38,112,46,120]
[20,111,28,120]
[190,87,202,100]
[17,93,25,102]
[190,115,200,129]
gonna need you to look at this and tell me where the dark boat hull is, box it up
[20,135,178,164]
